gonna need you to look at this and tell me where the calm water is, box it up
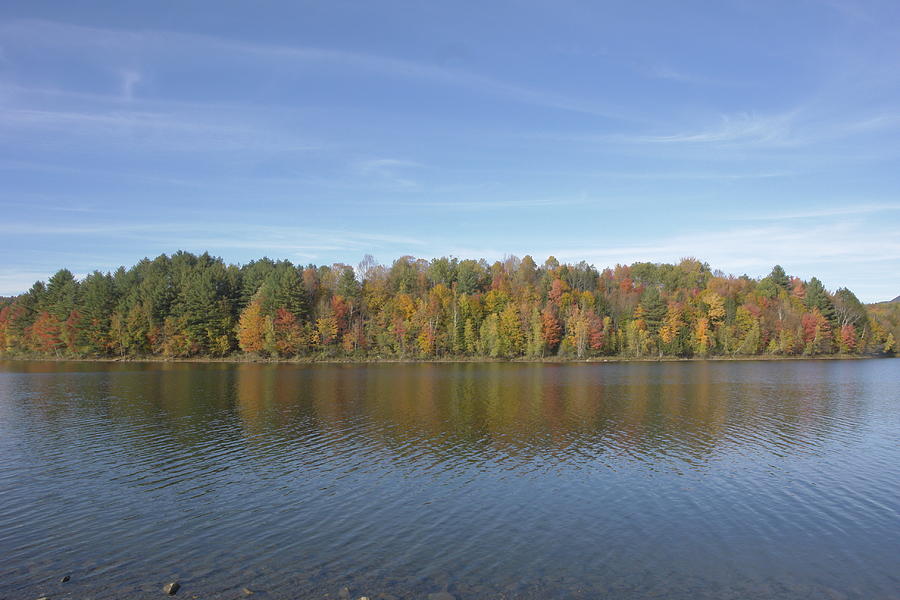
[1,360,898,600]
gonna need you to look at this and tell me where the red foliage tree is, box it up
[548,279,566,303]
[273,308,304,356]
[838,324,857,353]
[801,310,829,344]
[331,295,349,336]
[62,309,82,354]
[541,305,562,353]
[588,313,605,351]
[29,311,63,355]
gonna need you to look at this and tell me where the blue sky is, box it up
[1,1,899,301]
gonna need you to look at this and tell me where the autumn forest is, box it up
[1,252,897,361]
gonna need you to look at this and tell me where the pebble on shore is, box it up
[163,581,180,595]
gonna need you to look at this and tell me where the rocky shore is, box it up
[31,576,460,600]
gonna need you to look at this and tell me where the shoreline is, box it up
[0,354,887,365]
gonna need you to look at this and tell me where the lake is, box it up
[1,360,898,599]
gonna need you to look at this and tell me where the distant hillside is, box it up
[893,295,900,303]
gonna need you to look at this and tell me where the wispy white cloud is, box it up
[842,113,900,134]
[647,65,693,82]
[0,222,160,235]
[0,199,105,213]
[582,170,791,181]
[119,68,141,100]
[0,221,426,251]
[618,111,800,146]
[0,18,630,120]
[0,159,215,188]
[397,193,591,210]
[734,203,900,221]
[643,64,735,86]
[0,107,321,154]
[436,162,793,182]
[358,159,422,172]
[357,158,423,189]
[525,105,900,159]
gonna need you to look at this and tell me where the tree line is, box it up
[0,251,896,360]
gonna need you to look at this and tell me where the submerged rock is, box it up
[338,587,351,600]
[163,581,180,595]
[241,588,254,596]
[60,575,70,583]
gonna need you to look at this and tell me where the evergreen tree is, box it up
[78,271,117,355]
[259,265,309,319]
[638,287,666,334]
[179,260,234,354]
[239,258,277,307]
[43,269,79,321]
[336,265,361,301]
[769,265,790,291]
[805,277,836,322]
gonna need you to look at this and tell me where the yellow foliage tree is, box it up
[315,316,339,347]
[236,301,267,353]
[692,317,711,356]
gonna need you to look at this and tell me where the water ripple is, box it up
[0,359,898,599]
